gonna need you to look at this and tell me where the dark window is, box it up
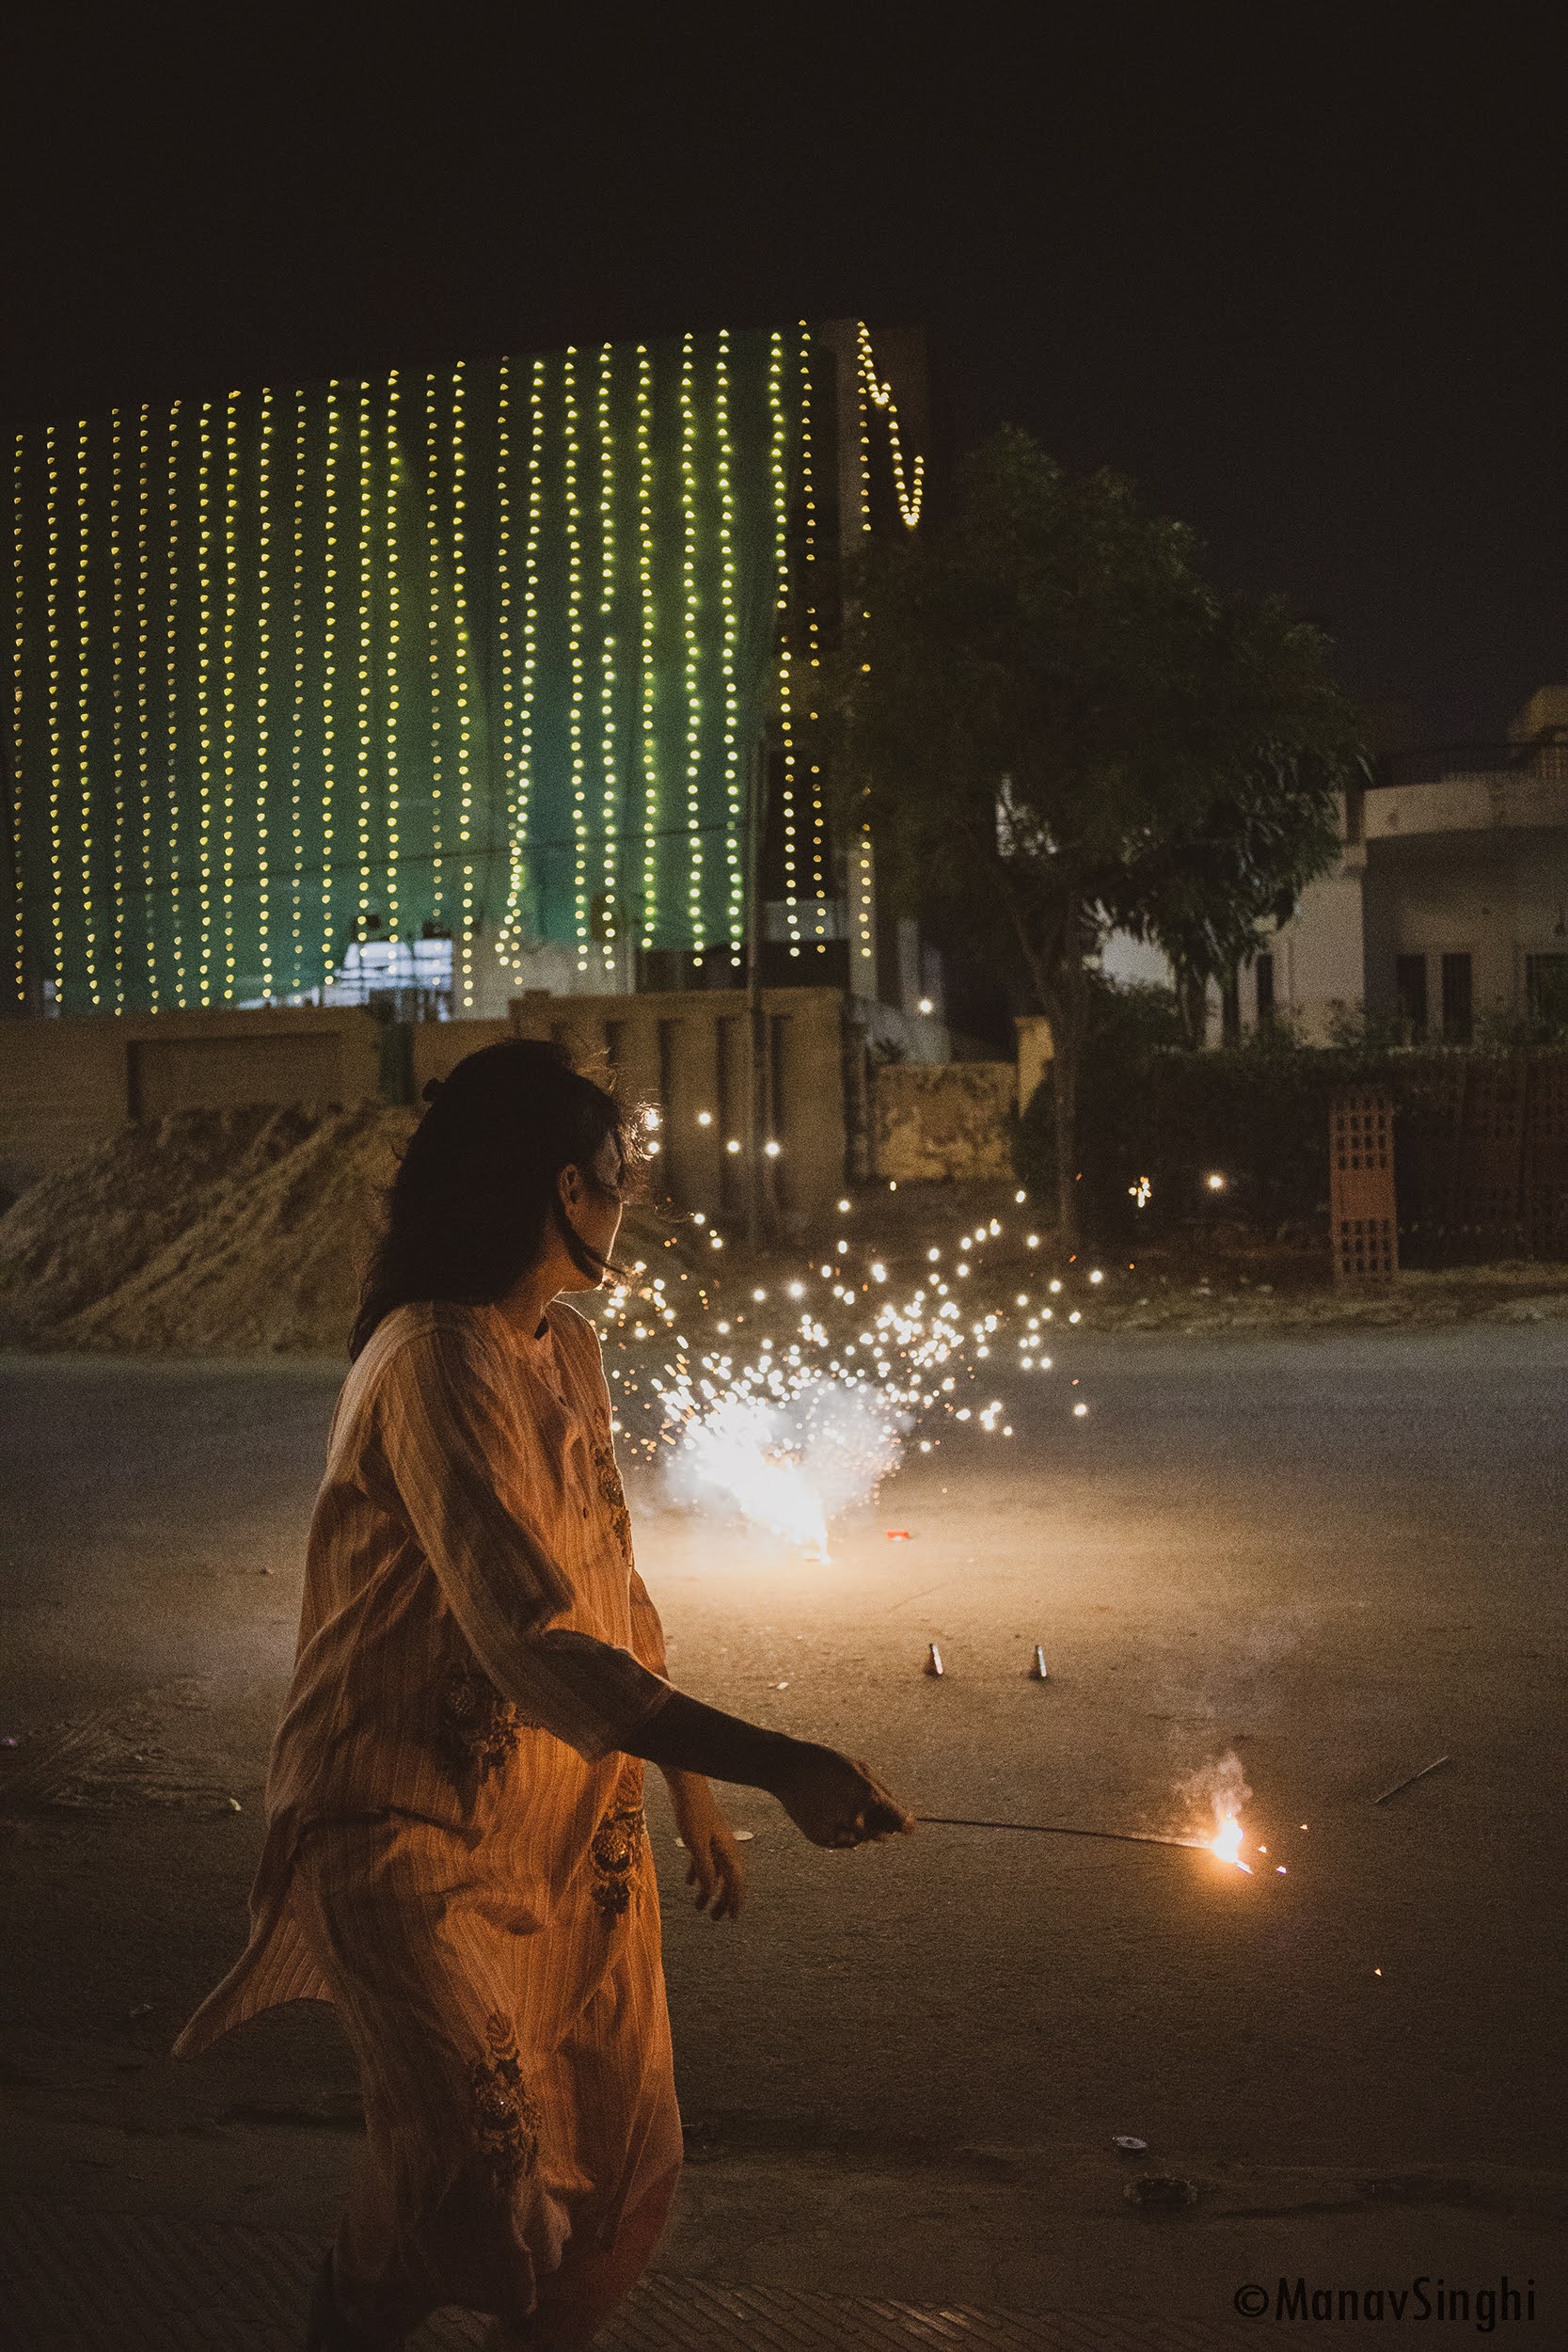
[1441,952,1472,1044]
[1254,951,1275,1026]
[1526,953,1568,1027]
[1395,954,1428,1040]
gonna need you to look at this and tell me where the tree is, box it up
[820,430,1366,1245]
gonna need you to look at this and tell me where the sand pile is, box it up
[0,1104,688,1357]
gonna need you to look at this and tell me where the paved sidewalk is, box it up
[0,2197,1292,2352]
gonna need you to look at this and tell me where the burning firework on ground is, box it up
[591,1184,1101,1555]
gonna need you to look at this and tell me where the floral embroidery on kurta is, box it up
[468,2011,543,2187]
[439,1663,534,1781]
[590,1770,646,1923]
[591,1439,634,1563]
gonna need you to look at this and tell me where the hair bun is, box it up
[420,1076,446,1104]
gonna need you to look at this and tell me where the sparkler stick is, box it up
[914,1814,1205,1851]
[1372,1756,1451,1805]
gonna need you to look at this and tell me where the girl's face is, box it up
[556,1132,625,1286]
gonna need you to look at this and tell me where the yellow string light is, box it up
[164,405,188,1003]
[136,406,158,1008]
[563,348,589,970]
[714,330,742,958]
[597,342,619,977]
[384,370,402,946]
[451,360,474,1002]
[108,408,127,1009]
[322,381,341,982]
[679,333,704,957]
[75,419,103,1008]
[494,356,513,977]
[43,424,66,1003]
[499,358,542,976]
[356,379,374,948]
[9,433,24,1005]
[256,387,275,998]
[768,334,800,955]
[221,390,241,1000]
[422,370,445,921]
[799,322,829,931]
[288,389,306,993]
[856,322,924,529]
[636,343,657,948]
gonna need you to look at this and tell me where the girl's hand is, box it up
[661,1769,747,1920]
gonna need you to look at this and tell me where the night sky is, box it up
[5,14,1562,745]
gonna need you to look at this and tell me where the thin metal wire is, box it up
[915,1814,1206,1851]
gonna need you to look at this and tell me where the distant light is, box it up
[919,1439,932,1453]
[643,1106,661,1130]
[1069,1310,1082,1324]
[888,1180,897,1190]
[726,1138,741,1154]
[1015,1188,1026,1203]
[646,1139,660,1154]
[1049,1278,1062,1294]
[787,1281,804,1298]
[917,995,933,1013]
[837,1198,850,1213]
[752,1288,767,1302]
[927,1248,941,1262]
[1206,1171,1227,1191]
[870,1261,887,1280]
[692,1211,706,1225]
[1016,1293,1028,1305]
[710,1235,724,1249]
[697,1110,713,1126]
[1089,1268,1103,1284]
[1073,1402,1088,1417]
[836,1238,848,1255]
[1027,1233,1039,1248]
[764,1139,782,1157]
[716,1320,730,1333]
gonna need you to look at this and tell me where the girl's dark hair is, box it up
[350,1038,644,1359]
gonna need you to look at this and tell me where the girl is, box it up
[175,1039,911,2350]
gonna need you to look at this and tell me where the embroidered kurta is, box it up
[174,1298,682,2335]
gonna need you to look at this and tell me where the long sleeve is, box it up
[372,1314,672,1762]
[627,1567,669,1678]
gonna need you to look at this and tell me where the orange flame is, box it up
[1210,1811,1252,1872]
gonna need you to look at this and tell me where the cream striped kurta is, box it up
[175,1298,683,2337]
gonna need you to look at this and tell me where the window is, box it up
[1441,953,1472,1045]
[1254,951,1275,1027]
[1395,954,1428,1041]
[1526,953,1568,1028]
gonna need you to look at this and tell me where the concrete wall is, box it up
[869,1062,1016,1182]
[510,987,849,1225]
[0,1009,384,1196]
[1361,830,1568,1024]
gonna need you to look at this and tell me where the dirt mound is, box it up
[0,1103,688,1357]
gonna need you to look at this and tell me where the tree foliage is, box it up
[819,430,1368,1239]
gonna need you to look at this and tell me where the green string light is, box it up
[679,334,704,958]
[422,369,445,922]
[75,419,103,1008]
[636,343,657,949]
[322,382,341,985]
[9,433,24,1005]
[44,425,66,1003]
[195,402,218,999]
[108,407,127,1009]
[164,405,188,1004]
[499,357,543,976]
[384,371,402,946]
[221,390,241,1000]
[768,333,800,956]
[288,389,307,993]
[356,378,374,946]
[715,330,742,959]
[597,342,619,976]
[136,406,158,1008]
[452,360,474,1002]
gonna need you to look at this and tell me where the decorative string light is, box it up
[75,419,103,1007]
[768,332,800,955]
[195,400,216,998]
[288,389,307,992]
[451,360,474,1002]
[135,405,158,1008]
[563,347,589,970]
[713,330,743,956]
[384,370,402,946]
[9,432,24,1005]
[256,386,275,998]
[164,405,189,1003]
[356,378,374,949]
[499,357,542,974]
[221,389,241,999]
[799,322,830,930]
[597,342,619,977]
[108,407,127,1009]
[494,356,513,972]
[422,369,445,920]
[322,381,341,981]
[636,342,657,948]
[856,321,924,529]
[43,424,66,1002]
[678,333,704,957]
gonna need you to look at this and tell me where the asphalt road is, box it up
[3,1326,1565,2330]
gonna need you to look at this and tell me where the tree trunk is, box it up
[1053,1020,1080,1249]
[1175,962,1209,1050]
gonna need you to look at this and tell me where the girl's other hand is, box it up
[661,1769,747,1920]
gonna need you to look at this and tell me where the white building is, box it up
[1103,684,1568,1042]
